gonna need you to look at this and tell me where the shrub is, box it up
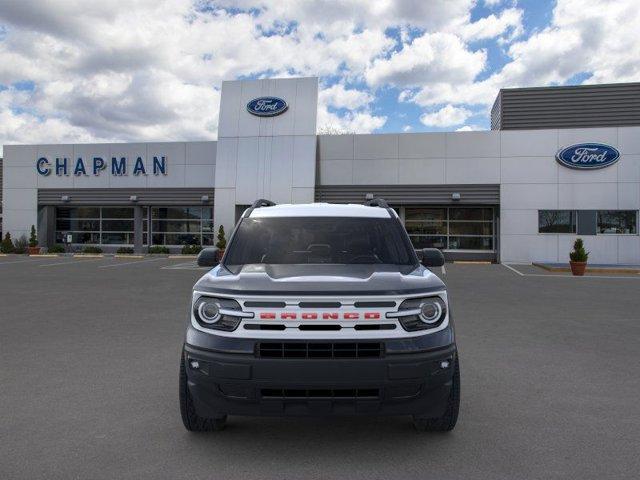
[181,244,202,255]
[116,247,135,254]
[148,245,170,254]
[13,235,28,254]
[569,238,589,262]
[29,225,38,247]
[1,232,14,253]
[48,244,66,253]
[82,246,103,254]
[215,225,227,250]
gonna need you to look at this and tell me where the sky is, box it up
[0,0,639,154]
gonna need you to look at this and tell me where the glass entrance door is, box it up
[403,206,495,252]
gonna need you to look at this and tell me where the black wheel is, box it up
[413,356,460,432]
[179,353,227,432]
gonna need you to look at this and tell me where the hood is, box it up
[194,263,445,296]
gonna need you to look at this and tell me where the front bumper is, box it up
[183,329,457,417]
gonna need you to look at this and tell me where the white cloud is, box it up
[458,7,523,42]
[319,84,373,110]
[420,105,472,127]
[456,124,484,131]
[366,32,486,87]
[317,107,387,134]
[402,125,412,132]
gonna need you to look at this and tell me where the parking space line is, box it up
[161,261,208,270]
[98,257,166,269]
[39,258,106,267]
[502,263,525,276]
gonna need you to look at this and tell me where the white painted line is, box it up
[39,258,106,267]
[98,257,166,269]
[161,261,208,270]
[502,263,525,276]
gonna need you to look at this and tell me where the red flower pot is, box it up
[569,261,587,276]
[27,246,41,255]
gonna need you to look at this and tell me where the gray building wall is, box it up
[213,77,318,233]
[316,128,640,264]
[492,83,640,130]
[2,141,216,241]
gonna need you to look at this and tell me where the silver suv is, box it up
[179,199,459,432]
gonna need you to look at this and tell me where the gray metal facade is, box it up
[492,82,640,130]
[37,188,215,206]
[315,184,499,205]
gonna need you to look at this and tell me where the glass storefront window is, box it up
[150,207,215,246]
[404,206,494,251]
[597,211,638,234]
[55,206,139,245]
[538,210,576,233]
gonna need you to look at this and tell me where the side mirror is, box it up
[197,247,220,267]
[420,248,445,267]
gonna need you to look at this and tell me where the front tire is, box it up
[413,356,460,432]
[179,353,227,432]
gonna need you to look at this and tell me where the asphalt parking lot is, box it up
[1,256,639,480]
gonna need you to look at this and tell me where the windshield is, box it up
[224,216,417,273]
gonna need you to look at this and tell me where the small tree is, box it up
[13,235,28,254]
[569,238,589,262]
[1,232,14,253]
[215,225,227,250]
[29,225,38,247]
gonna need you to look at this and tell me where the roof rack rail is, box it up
[365,197,389,208]
[251,198,276,209]
[243,198,276,218]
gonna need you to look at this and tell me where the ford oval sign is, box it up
[247,97,288,117]
[556,143,620,170]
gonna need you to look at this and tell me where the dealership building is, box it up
[2,78,639,264]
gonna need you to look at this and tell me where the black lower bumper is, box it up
[183,340,457,418]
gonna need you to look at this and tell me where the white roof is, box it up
[248,203,393,218]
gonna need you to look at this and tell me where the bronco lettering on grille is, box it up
[258,312,382,320]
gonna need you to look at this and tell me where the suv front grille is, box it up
[257,342,384,359]
[261,388,380,399]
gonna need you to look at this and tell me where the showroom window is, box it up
[597,210,638,234]
[404,207,494,251]
[538,210,577,233]
[56,207,140,245]
[150,206,214,246]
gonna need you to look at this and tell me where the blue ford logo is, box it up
[247,97,288,117]
[556,143,620,170]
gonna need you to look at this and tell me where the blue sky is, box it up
[0,0,638,150]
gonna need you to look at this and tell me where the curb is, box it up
[532,262,640,275]
[453,261,492,265]
[30,254,59,257]
[114,254,145,259]
[73,254,105,258]
[168,255,197,259]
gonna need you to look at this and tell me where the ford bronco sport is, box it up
[179,198,459,432]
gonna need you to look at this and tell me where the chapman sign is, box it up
[556,143,620,170]
[36,156,168,177]
[246,97,288,117]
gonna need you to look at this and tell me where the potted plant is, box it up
[1,232,15,254]
[28,225,40,255]
[215,225,227,260]
[569,238,589,276]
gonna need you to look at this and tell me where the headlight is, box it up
[394,296,447,331]
[193,296,244,331]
